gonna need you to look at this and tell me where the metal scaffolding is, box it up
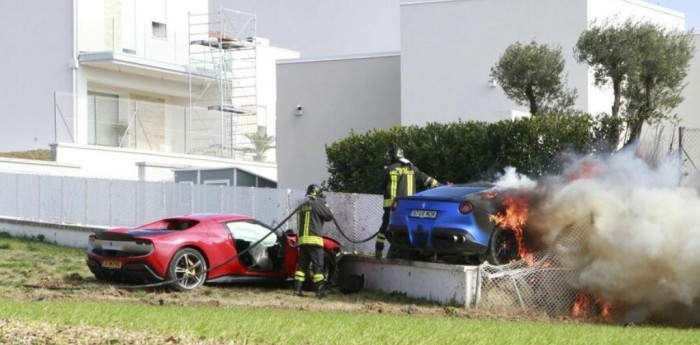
[188,8,258,158]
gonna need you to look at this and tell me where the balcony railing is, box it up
[54,92,274,163]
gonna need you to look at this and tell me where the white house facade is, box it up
[400,0,684,125]
[0,0,298,183]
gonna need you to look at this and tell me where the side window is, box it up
[225,221,277,247]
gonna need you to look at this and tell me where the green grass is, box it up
[0,149,52,161]
[0,300,696,345]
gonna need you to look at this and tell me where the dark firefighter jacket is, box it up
[297,196,334,246]
[380,161,440,208]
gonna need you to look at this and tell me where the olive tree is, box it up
[622,22,694,145]
[490,41,577,116]
[575,19,694,146]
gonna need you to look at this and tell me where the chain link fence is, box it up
[677,127,700,183]
[477,217,591,316]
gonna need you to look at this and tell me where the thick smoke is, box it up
[521,150,700,323]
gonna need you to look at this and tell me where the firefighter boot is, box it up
[293,281,304,297]
[314,281,326,299]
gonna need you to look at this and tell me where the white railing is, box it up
[54,92,273,163]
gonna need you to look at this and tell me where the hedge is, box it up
[325,114,621,193]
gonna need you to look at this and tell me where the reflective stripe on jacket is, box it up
[381,162,439,207]
[297,196,334,247]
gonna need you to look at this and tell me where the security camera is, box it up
[295,105,303,116]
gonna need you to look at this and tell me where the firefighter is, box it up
[375,147,440,259]
[293,183,335,299]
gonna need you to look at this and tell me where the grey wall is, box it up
[276,54,401,189]
[0,0,74,152]
[211,0,401,58]
[677,34,700,129]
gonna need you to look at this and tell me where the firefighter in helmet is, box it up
[293,183,335,299]
[375,147,440,259]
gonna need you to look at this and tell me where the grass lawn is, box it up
[0,300,697,345]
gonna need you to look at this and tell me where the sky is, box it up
[655,0,700,29]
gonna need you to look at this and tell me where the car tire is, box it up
[486,227,520,265]
[166,248,207,291]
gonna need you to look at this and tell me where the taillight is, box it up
[391,199,399,210]
[458,201,473,215]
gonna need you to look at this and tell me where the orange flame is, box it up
[489,195,531,263]
[572,291,590,318]
[571,292,615,320]
[597,299,614,321]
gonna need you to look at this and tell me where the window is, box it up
[87,92,120,146]
[152,22,167,39]
[225,221,277,246]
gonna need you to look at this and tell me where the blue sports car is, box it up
[386,182,520,265]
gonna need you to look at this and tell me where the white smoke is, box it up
[495,166,537,190]
[529,150,700,317]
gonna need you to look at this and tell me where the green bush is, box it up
[325,114,620,193]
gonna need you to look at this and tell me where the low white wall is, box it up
[339,255,478,306]
[0,217,105,248]
[0,157,81,176]
[51,143,277,182]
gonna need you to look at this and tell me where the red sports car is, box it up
[86,213,343,291]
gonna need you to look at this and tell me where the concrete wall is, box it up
[211,0,401,58]
[0,217,101,248]
[276,54,401,190]
[339,255,478,306]
[400,0,685,126]
[677,33,700,129]
[0,0,74,152]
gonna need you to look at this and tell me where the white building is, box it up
[276,0,694,189]
[1,0,696,189]
[0,0,298,183]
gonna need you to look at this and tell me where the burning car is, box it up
[386,183,528,265]
[86,213,342,291]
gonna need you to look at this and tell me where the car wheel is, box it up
[167,248,207,291]
[486,227,519,265]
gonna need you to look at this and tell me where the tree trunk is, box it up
[526,85,538,116]
[612,78,621,118]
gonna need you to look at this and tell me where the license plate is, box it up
[410,209,437,219]
[102,260,122,269]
